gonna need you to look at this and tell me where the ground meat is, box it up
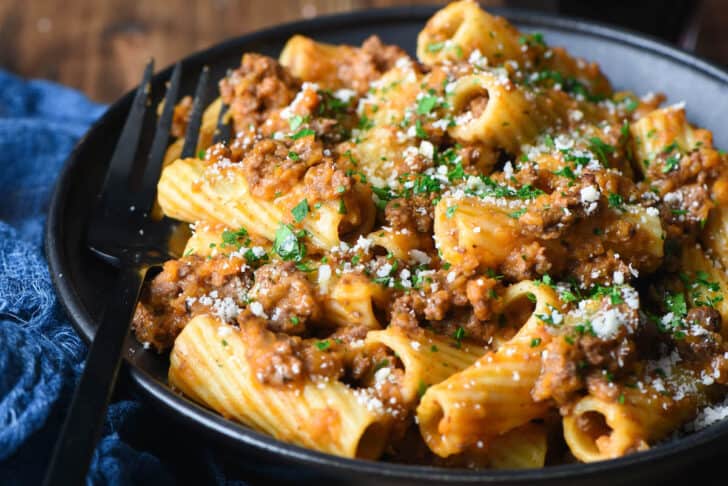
[310,116,348,144]
[465,277,500,321]
[239,316,345,387]
[584,373,622,402]
[571,251,632,288]
[518,179,593,240]
[347,344,393,383]
[248,262,322,334]
[242,137,324,200]
[384,194,435,234]
[533,299,639,405]
[501,242,551,282]
[302,161,352,203]
[457,143,498,174]
[389,293,421,331]
[204,142,241,165]
[362,36,407,76]
[687,306,722,333]
[647,146,722,194]
[334,36,408,94]
[428,310,499,346]
[675,306,723,362]
[391,153,433,176]
[532,337,584,404]
[580,326,637,372]
[170,95,192,138]
[389,279,498,345]
[420,289,449,321]
[219,53,300,133]
[660,183,713,238]
[132,255,252,351]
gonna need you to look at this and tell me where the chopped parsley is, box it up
[530,337,542,347]
[288,151,300,161]
[607,192,624,210]
[415,119,427,138]
[374,359,390,371]
[466,176,544,201]
[519,32,546,47]
[288,115,305,131]
[588,137,615,166]
[553,166,576,180]
[447,163,465,182]
[273,223,306,262]
[221,227,250,249]
[315,340,331,351]
[290,128,315,140]
[417,380,429,398]
[358,114,374,131]
[508,208,527,219]
[426,42,445,53]
[528,70,605,102]
[544,134,555,149]
[453,326,466,348]
[624,97,639,113]
[446,205,458,218]
[535,273,554,288]
[291,199,309,222]
[686,270,724,308]
[197,149,206,159]
[590,284,624,305]
[662,141,681,154]
[560,290,579,303]
[416,91,440,116]
[662,155,680,173]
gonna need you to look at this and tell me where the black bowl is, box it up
[45,6,728,485]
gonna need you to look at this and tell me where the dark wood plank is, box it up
[0,0,725,103]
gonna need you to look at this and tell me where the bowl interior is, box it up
[46,6,728,484]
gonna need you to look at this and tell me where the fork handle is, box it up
[43,265,148,486]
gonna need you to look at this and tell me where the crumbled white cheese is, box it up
[419,140,434,159]
[580,185,600,203]
[318,264,332,292]
[377,263,393,277]
[690,397,728,431]
[249,301,267,319]
[333,88,356,102]
[409,249,431,265]
[591,308,626,338]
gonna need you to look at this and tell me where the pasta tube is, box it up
[169,315,391,459]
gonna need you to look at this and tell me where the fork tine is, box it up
[180,66,210,159]
[133,62,183,212]
[100,59,154,204]
[212,102,231,144]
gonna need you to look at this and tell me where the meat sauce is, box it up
[135,19,728,466]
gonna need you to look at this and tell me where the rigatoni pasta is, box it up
[132,0,728,470]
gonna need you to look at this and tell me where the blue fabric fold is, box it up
[0,69,248,486]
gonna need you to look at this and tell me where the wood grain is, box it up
[0,0,725,103]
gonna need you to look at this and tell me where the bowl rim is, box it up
[45,4,728,482]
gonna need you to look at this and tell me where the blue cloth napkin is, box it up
[0,70,273,485]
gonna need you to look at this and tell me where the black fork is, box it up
[43,61,221,485]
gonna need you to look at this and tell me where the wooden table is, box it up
[1,0,726,103]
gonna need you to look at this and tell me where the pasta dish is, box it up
[132,1,728,468]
